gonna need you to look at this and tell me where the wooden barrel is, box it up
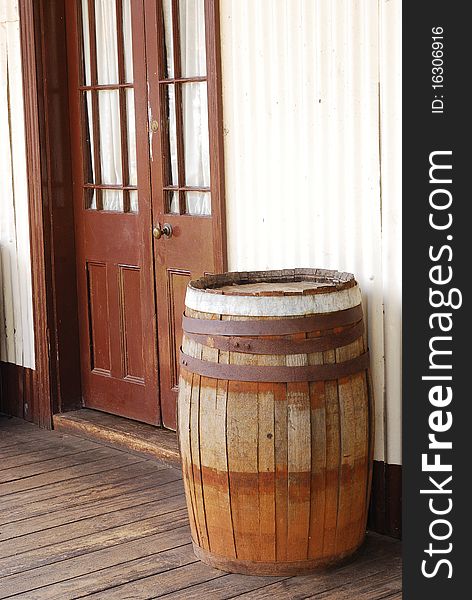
[177,269,373,576]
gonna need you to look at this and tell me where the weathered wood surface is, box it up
[53,408,181,465]
[0,416,400,598]
[179,270,373,575]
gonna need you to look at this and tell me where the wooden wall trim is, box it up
[5,0,82,428]
[206,0,227,272]
[0,363,33,421]
[17,0,52,428]
[32,0,81,415]
[368,461,402,539]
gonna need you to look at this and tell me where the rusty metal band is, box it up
[182,304,363,337]
[180,350,370,382]
[184,320,364,355]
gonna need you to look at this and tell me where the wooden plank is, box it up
[0,428,59,448]
[6,544,197,600]
[0,435,98,462]
[0,449,144,496]
[0,434,56,454]
[0,446,126,483]
[0,421,40,434]
[0,417,41,431]
[0,492,186,563]
[234,535,401,599]
[286,379,312,560]
[321,348,340,557]
[335,343,357,553]
[0,474,183,541]
[334,339,360,554]
[199,343,235,557]
[177,368,200,544]
[146,571,284,599]
[184,310,220,551]
[286,338,311,559]
[0,464,176,528]
[189,365,210,549]
[307,341,327,558]
[53,408,181,465]
[0,441,56,458]
[304,569,402,599]
[0,416,36,430]
[255,335,285,565]
[0,423,48,439]
[82,561,225,599]
[226,379,260,560]
[0,505,189,577]
[257,382,276,562]
[274,382,288,561]
[0,459,160,516]
[352,341,371,545]
[0,526,192,598]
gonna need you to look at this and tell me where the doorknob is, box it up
[152,223,173,239]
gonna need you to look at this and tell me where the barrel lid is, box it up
[185,269,361,317]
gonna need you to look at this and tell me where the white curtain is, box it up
[82,0,137,211]
[179,0,207,77]
[165,0,211,216]
[183,81,210,215]
[0,2,35,369]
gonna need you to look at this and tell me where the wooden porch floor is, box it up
[0,416,402,599]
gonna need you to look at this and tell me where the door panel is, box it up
[66,0,160,425]
[119,265,145,381]
[166,269,191,391]
[87,262,111,374]
[145,0,226,429]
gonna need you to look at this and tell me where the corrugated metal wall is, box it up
[220,0,401,463]
[0,0,35,369]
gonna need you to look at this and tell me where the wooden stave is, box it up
[177,302,373,575]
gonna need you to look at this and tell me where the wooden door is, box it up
[66,0,160,424]
[145,0,226,429]
[66,0,225,429]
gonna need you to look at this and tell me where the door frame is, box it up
[16,0,227,428]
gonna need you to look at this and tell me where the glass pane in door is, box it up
[185,191,210,216]
[98,90,123,186]
[159,0,211,217]
[81,0,91,85]
[179,0,206,77]
[102,189,124,212]
[182,82,210,187]
[82,91,95,184]
[162,0,175,78]
[126,89,137,187]
[123,0,133,82]
[165,85,179,186]
[95,0,119,85]
[79,0,138,213]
